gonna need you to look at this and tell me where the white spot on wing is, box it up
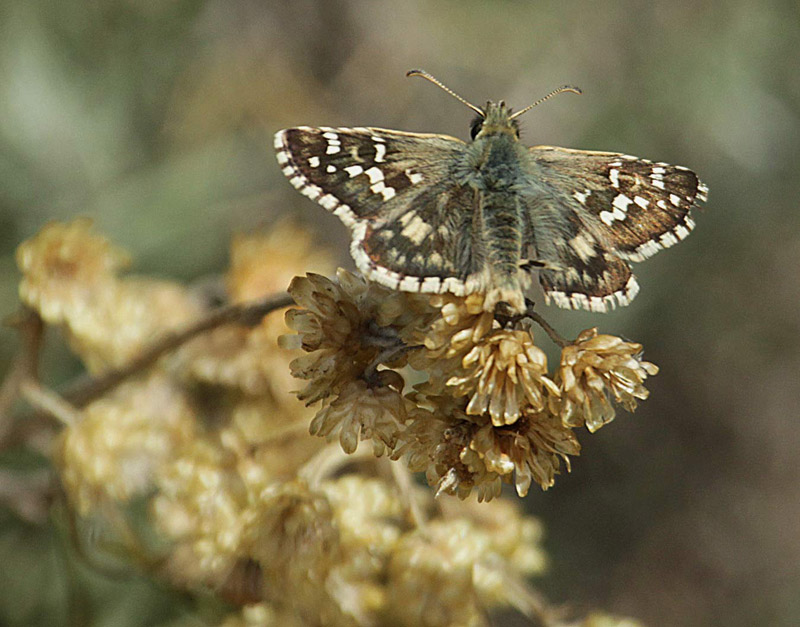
[569,234,596,262]
[344,165,363,178]
[612,194,633,212]
[407,171,424,184]
[574,190,590,205]
[364,167,384,184]
[401,214,433,245]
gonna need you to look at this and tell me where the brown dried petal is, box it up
[558,328,659,432]
[446,329,559,427]
[394,397,580,500]
[309,376,410,456]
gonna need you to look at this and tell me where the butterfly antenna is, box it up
[509,85,582,120]
[406,69,484,117]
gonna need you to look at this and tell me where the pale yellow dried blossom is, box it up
[227,222,333,303]
[321,475,403,561]
[16,218,129,323]
[464,411,581,496]
[446,328,560,426]
[67,278,201,372]
[310,373,411,456]
[440,497,548,576]
[558,613,646,627]
[187,312,301,402]
[218,604,304,627]
[186,225,332,402]
[56,374,197,516]
[153,437,256,590]
[407,292,495,371]
[220,397,322,489]
[16,218,202,371]
[248,479,352,625]
[395,398,580,500]
[557,328,659,432]
[319,476,404,621]
[283,270,412,405]
[385,518,543,627]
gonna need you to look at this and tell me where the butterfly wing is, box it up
[525,146,707,311]
[275,127,483,294]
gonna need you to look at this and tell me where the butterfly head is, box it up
[470,101,520,139]
[406,69,582,141]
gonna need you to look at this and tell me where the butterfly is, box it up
[274,69,707,314]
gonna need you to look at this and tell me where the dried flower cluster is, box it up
[2,219,657,626]
[285,271,658,501]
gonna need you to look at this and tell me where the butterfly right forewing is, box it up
[529,146,707,262]
[525,145,706,311]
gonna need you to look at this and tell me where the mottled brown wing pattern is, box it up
[527,146,707,310]
[275,127,482,294]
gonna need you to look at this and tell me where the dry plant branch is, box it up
[59,291,294,408]
[0,292,293,451]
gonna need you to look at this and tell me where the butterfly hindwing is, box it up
[533,212,639,312]
[275,127,482,294]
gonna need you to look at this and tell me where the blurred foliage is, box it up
[1,1,799,626]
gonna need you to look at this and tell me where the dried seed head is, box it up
[446,328,560,426]
[557,328,659,432]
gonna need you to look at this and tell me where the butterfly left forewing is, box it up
[275,127,465,225]
[275,127,484,294]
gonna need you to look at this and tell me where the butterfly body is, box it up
[275,82,707,314]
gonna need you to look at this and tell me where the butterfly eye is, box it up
[470,116,484,139]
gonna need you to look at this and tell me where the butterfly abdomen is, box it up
[480,189,525,310]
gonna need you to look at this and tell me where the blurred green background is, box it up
[1,1,799,625]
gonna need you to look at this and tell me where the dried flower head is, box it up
[227,221,333,303]
[16,218,129,323]
[557,328,659,432]
[408,292,494,369]
[309,373,411,455]
[446,328,560,426]
[57,375,197,516]
[282,271,385,405]
[248,479,350,623]
[16,219,201,371]
[186,225,332,402]
[395,397,580,500]
[558,613,647,627]
[152,436,255,589]
[218,604,300,627]
[385,516,543,627]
